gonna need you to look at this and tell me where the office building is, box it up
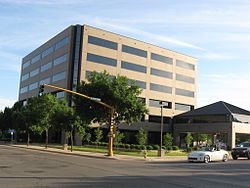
[19,24,197,143]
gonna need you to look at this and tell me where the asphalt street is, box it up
[0,144,250,188]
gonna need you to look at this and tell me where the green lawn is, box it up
[70,145,188,157]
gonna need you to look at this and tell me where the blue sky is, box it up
[1,0,250,111]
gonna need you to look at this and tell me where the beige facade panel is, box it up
[87,44,119,60]
[85,62,117,76]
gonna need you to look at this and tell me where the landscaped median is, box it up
[49,144,188,158]
[8,143,188,161]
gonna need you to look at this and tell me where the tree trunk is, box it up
[62,129,68,150]
[70,129,73,152]
[27,131,30,147]
[45,129,48,149]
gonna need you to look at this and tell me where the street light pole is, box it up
[160,104,163,157]
[40,83,115,156]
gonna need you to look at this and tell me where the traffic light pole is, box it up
[40,84,115,156]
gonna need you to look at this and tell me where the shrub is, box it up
[192,146,199,151]
[147,145,154,150]
[101,142,107,147]
[125,144,130,149]
[162,146,166,150]
[117,143,123,148]
[135,145,141,150]
[172,146,179,150]
[153,145,160,150]
[186,147,192,152]
[140,145,147,150]
[166,146,172,151]
[130,144,136,149]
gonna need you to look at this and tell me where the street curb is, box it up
[6,144,119,160]
[5,144,187,162]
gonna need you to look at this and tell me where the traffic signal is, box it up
[38,84,45,96]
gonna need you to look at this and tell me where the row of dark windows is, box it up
[22,36,69,70]
[85,69,194,97]
[21,54,68,82]
[20,71,66,94]
[87,35,195,70]
[87,53,194,83]
[148,100,194,111]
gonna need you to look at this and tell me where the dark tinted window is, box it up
[128,79,146,89]
[20,86,28,94]
[41,62,52,72]
[88,36,118,50]
[55,36,69,50]
[176,60,195,70]
[42,46,54,58]
[87,53,117,67]
[149,115,171,123]
[22,60,30,69]
[151,68,172,79]
[176,74,195,84]
[30,68,39,77]
[176,88,194,98]
[122,45,147,58]
[121,61,146,73]
[39,77,51,85]
[85,71,115,80]
[175,103,194,111]
[149,99,172,109]
[31,54,41,64]
[21,73,29,81]
[52,71,66,82]
[54,54,67,66]
[151,53,173,64]
[150,83,172,94]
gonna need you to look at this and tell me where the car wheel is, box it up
[222,154,228,162]
[247,152,250,160]
[232,155,238,160]
[204,155,210,163]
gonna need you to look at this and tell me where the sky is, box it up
[1,0,250,111]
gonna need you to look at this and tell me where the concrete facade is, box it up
[173,101,250,149]
[19,24,197,142]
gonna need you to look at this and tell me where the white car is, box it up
[188,147,229,163]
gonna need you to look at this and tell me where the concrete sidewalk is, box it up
[7,144,187,162]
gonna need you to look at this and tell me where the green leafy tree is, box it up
[135,128,147,145]
[163,133,173,148]
[27,94,57,148]
[85,132,91,144]
[114,130,125,144]
[51,99,74,149]
[185,132,193,147]
[94,128,103,143]
[74,71,148,126]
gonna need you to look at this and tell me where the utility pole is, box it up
[39,84,115,156]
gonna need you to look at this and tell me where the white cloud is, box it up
[0,97,15,111]
[90,20,205,50]
[198,73,250,110]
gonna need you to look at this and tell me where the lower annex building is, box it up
[19,24,197,144]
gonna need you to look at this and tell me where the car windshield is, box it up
[199,147,213,151]
[238,142,250,147]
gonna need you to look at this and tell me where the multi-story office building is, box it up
[19,24,197,143]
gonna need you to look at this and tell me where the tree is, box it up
[51,99,74,149]
[163,133,173,148]
[94,128,103,143]
[74,71,148,125]
[26,94,57,148]
[114,130,125,144]
[185,132,193,147]
[135,128,147,145]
